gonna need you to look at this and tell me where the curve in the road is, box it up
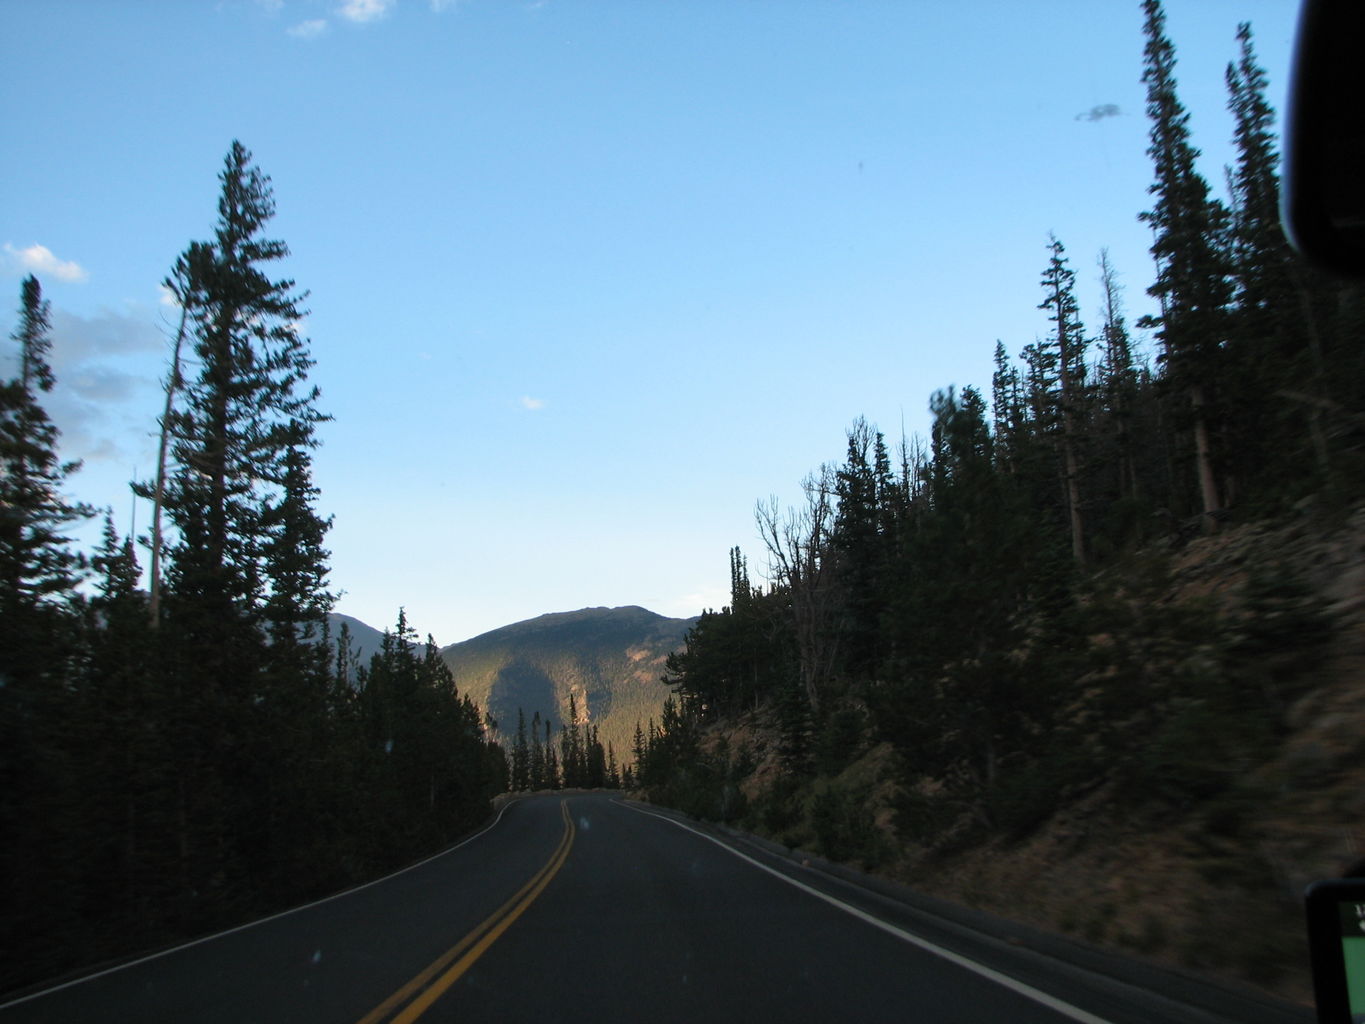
[360,799,575,1024]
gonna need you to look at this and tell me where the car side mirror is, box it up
[1281,0,1365,277]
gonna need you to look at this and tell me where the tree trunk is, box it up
[1293,274,1334,486]
[1054,278,1086,564]
[1061,421,1086,563]
[1190,383,1221,533]
[148,301,189,628]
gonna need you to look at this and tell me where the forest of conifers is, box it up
[1,0,1362,1001]
[635,4,1362,853]
[0,143,510,994]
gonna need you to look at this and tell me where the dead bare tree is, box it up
[756,465,843,714]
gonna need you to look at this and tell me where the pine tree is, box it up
[606,742,620,788]
[1223,20,1336,501]
[146,142,330,906]
[1038,235,1090,564]
[1225,23,1285,304]
[159,141,326,623]
[334,619,360,691]
[544,718,560,789]
[528,710,546,790]
[351,613,501,869]
[0,275,93,983]
[990,340,1025,475]
[145,242,211,627]
[560,696,575,787]
[1096,249,1141,507]
[876,387,1067,823]
[260,420,334,679]
[0,276,92,623]
[587,724,607,788]
[511,708,530,791]
[73,514,157,934]
[1137,0,1233,530]
[1011,337,1071,531]
[728,545,750,609]
[775,673,814,774]
[833,418,891,679]
[632,720,647,780]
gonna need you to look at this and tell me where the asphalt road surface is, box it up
[0,793,1311,1023]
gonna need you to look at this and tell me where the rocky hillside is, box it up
[682,503,1365,1006]
[440,606,696,758]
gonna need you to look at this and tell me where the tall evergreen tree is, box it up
[877,387,1069,825]
[145,242,211,627]
[1137,0,1233,530]
[1096,249,1142,507]
[528,710,546,790]
[0,275,93,984]
[1224,23,1284,303]
[990,340,1026,475]
[544,718,560,789]
[149,141,330,909]
[561,692,584,788]
[1223,21,1337,502]
[632,720,647,779]
[606,742,620,788]
[1038,235,1091,563]
[73,514,159,935]
[511,708,530,791]
[833,418,894,679]
[159,141,327,624]
[0,276,92,623]
[587,724,607,788]
[261,420,334,678]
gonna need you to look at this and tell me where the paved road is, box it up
[0,793,1311,1023]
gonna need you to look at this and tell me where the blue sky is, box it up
[1,0,1299,644]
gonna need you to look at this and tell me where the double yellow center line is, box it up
[357,800,576,1024]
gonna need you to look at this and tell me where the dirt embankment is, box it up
[703,504,1365,1006]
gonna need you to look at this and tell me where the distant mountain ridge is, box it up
[439,606,697,760]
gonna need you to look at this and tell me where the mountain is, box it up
[439,606,697,762]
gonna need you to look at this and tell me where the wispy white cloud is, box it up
[255,0,285,13]
[0,304,165,465]
[3,242,89,283]
[1075,103,1121,123]
[430,0,461,10]
[519,395,546,411]
[49,306,164,370]
[288,18,329,37]
[337,0,394,23]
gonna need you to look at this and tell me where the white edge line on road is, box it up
[0,800,517,1010]
[620,801,1116,1024]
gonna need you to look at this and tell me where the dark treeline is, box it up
[0,143,506,994]
[640,4,1360,852]
[504,694,630,792]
